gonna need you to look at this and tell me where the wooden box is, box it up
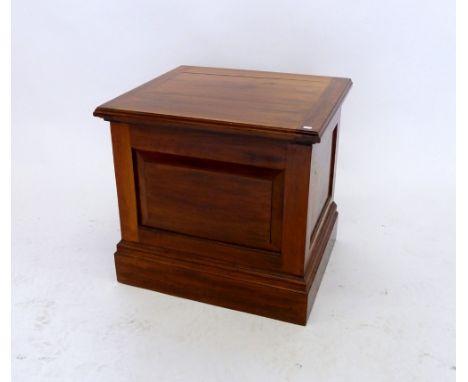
[94,66,352,325]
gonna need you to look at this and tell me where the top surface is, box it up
[94,66,352,138]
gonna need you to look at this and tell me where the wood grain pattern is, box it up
[94,66,352,325]
[114,245,308,325]
[305,111,340,266]
[94,66,352,141]
[113,196,338,325]
[110,122,138,241]
[130,123,287,169]
[137,226,282,271]
[281,143,312,275]
[306,202,338,317]
[135,151,282,250]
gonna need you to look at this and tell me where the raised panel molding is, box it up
[134,151,284,251]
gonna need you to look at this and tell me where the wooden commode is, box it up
[94,65,352,325]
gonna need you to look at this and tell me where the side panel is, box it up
[305,110,340,266]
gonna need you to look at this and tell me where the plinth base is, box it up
[114,203,338,325]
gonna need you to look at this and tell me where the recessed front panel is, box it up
[135,151,283,250]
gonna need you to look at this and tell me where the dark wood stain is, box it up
[94,65,352,325]
[94,65,352,141]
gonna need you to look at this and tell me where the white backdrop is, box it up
[12,1,455,381]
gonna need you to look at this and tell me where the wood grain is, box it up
[94,66,352,141]
[94,66,352,325]
[281,143,312,275]
[113,196,338,325]
[130,123,287,169]
[135,151,282,250]
[110,122,138,241]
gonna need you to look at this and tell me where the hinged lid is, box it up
[94,66,352,141]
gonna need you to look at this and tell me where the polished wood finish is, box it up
[94,66,351,142]
[135,151,283,250]
[94,66,352,325]
[110,123,139,242]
